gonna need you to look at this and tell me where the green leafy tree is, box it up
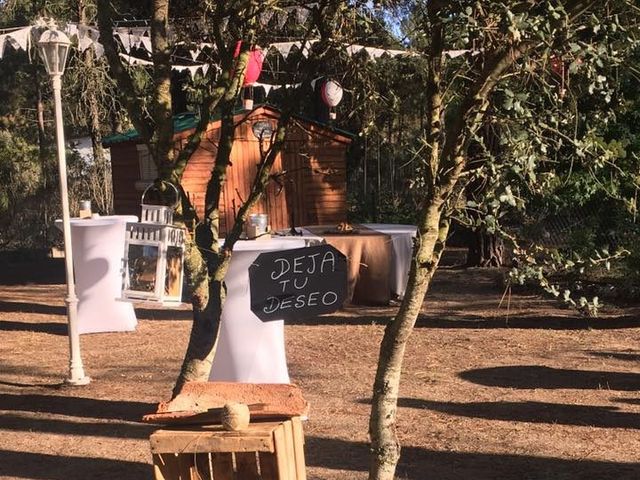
[366,1,640,479]
[0,0,122,248]
[95,0,350,395]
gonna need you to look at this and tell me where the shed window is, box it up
[135,144,157,190]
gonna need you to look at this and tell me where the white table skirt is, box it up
[55,215,138,334]
[361,224,417,298]
[209,237,307,383]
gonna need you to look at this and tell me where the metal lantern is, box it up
[37,28,72,76]
[121,183,185,304]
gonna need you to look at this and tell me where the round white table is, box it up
[209,237,307,383]
[56,215,138,334]
[362,224,417,298]
[209,237,306,383]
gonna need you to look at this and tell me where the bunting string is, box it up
[0,21,474,66]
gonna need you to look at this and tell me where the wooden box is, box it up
[150,417,306,480]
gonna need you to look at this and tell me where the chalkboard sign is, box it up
[249,244,347,322]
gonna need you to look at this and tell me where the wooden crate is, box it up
[150,417,306,480]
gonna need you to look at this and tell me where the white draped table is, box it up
[362,224,417,298]
[299,224,417,299]
[209,237,307,383]
[55,215,138,334]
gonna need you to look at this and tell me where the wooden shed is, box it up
[104,106,352,234]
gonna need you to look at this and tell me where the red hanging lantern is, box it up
[550,55,567,98]
[550,55,564,77]
[244,48,265,86]
[321,79,344,119]
[234,41,265,110]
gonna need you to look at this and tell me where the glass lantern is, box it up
[37,28,71,76]
[122,184,185,305]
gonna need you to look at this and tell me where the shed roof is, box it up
[103,104,353,147]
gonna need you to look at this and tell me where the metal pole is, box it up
[52,74,90,385]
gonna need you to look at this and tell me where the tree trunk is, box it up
[35,72,51,249]
[466,228,504,267]
[81,1,113,215]
[171,101,239,396]
[171,255,229,397]
[368,9,530,475]
[172,103,291,396]
[369,205,449,480]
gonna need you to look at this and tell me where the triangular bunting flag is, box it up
[139,36,152,52]
[259,10,274,26]
[116,31,134,53]
[254,82,273,96]
[65,24,78,39]
[276,11,288,29]
[78,26,94,52]
[364,47,386,60]
[190,65,201,77]
[271,41,297,58]
[6,27,31,51]
[301,40,317,57]
[93,41,104,59]
[190,47,201,61]
[295,7,310,25]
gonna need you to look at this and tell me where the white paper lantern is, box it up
[321,79,344,107]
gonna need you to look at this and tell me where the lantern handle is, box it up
[141,180,180,210]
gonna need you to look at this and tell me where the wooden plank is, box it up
[150,429,275,454]
[212,453,234,480]
[272,424,290,480]
[291,418,306,480]
[304,171,347,179]
[302,182,346,190]
[282,421,297,480]
[299,194,347,202]
[235,452,260,479]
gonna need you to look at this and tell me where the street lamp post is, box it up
[38,28,90,385]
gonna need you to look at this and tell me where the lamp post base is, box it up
[65,375,91,386]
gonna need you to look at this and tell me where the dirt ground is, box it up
[0,262,639,479]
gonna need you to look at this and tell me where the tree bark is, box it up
[172,98,293,396]
[150,0,175,176]
[466,228,504,267]
[81,1,113,215]
[35,72,50,248]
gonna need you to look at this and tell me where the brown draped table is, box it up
[305,225,391,305]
